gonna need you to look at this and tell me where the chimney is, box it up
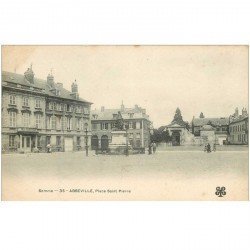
[101,106,105,112]
[71,79,78,93]
[235,107,239,117]
[56,82,63,88]
[242,108,248,117]
[47,71,55,88]
[134,104,139,109]
[24,64,34,84]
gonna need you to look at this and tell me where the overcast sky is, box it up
[2,46,248,127]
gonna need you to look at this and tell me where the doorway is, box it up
[101,135,109,151]
[172,131,181,146]
[91,135,99,150]
[22,136,31,152]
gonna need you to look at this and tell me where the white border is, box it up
[0,1,249,250]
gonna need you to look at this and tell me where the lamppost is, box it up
[84,128,90,157]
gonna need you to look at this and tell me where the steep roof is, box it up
[91,106,150,121]
[201,125,215,131]
[193,117,229,127]
[2,71,92,104]
[229,115,248,125]
[167,120,188,127]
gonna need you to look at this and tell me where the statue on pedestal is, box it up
[114,111,124,131]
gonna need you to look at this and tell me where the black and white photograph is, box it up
[1,45,248,200]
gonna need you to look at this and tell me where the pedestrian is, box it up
[46,143,51,153]
[148,143,152,155]
[152,142,156,154]
[207,143,211,153]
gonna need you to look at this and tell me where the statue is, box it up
[114,111,124,130]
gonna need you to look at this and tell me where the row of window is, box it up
[229,123,246,133]
[10,112,44,128]
[92,113,137,120]
[9,111,88,131]
[195,126,227,131]
[231,134,247,142]
[48,102,89,114]
[8,135,82,148]
[9,135,40,148]
[10,95,42,108]
[46,116,88,131]
[9,95,89,114]
[92,121,144,131]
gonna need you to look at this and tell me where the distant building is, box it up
[91,103,151,151]
[192,117,229,145]
[228,108,248,145]
[160,108,194,146]
[200,125,216,144]
[2,67,92,153]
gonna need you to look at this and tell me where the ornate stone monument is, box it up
[109,112,132,154]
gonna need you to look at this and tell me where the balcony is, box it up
[17,127,39,134]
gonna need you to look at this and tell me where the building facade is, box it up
[2,67,92,153]
[165,121,194,146]
[228,108,248,145]
[192,117,229,145]
[91,103,151,151]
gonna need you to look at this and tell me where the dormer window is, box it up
[129,113,134,118]
[35,99,41,108]
[113,114,118,119]
[23,97,29,107]
[67,104,70,112]
[9,95,16,105]
[84,107,89,114]
[92,114,98,119]
[56,89,60,96]
[53,102,56,110]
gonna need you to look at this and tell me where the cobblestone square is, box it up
[2,146,248,200]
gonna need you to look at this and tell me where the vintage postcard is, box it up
[1,45,248,200]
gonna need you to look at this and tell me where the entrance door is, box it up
[91,135,99,150]
[172,131,180,146]
[22,136,31,152]
[64,137,73,152]
[101,135,109,151]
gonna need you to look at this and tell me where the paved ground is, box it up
[1,146,249,200]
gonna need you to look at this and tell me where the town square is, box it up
[1,45,248,200]
[2,145,248,200]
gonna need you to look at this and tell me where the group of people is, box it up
[204,143,216,153]
[148,142,157,154]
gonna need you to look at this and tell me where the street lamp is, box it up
[84,128,90,157]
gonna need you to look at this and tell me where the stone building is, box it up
[200,125,216,144]
[191,116,229,145]
[165,120,194,146]
[161,108,194,146]
[2,67,92,153]
[228,108,248,145]
[90,103,151,151]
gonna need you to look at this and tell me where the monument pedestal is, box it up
[109,130,132,155]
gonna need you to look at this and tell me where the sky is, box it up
[2,45,248,127]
